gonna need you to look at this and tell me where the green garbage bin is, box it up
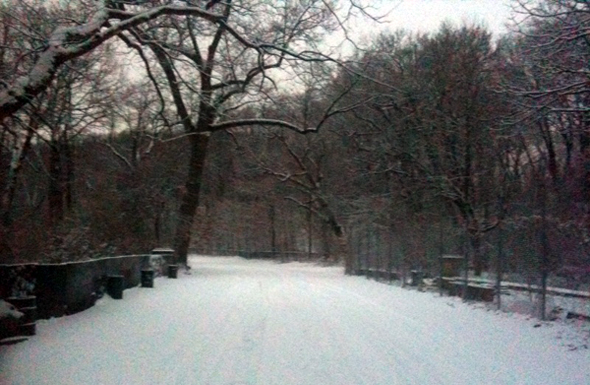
[168,265,179,279]
[108,275,124,299]
[141,269,155,288]
[410,270,424,286]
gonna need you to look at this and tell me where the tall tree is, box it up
[0,0,377,263]
[116,0,371,265]
[344,25,506,275]
[0,0,224,121]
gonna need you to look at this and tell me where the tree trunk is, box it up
[63,132,75,212]
[496,197,505,310]
[173,133,210,266]
[341,233,354,275]
[269,204,276,257]
[1,123,35,227]
[470,232,484,277]
[307,194,313,260]
[539,183,549,320]
[438,219,444,296]
[155,198,164,246]
[462,224,470,301]
[47,139,64,227]
[321,220,330,260]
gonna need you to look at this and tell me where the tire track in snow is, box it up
[302,275,524,385]
[138,267,262,385]
[285,274,434,384]
[201,278,270,385]
[267,274,372,385]
[147,273,243,385]
[303,277,463,383]
[177,263,276,385]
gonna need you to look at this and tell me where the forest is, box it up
[0,0,589,294]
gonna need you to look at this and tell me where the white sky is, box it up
[366,0,515,37]
[324,0,517,58]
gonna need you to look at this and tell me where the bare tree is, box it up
[116,0,368,265]
[0,2,114,258]
[0,0,224,121]
[0,0,378,263]
[343,25,506,276]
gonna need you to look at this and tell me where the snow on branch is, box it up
[0,1,222,122]
[210,118,317,134]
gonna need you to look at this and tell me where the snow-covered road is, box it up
[1,256,589,385]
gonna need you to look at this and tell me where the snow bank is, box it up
[0,299,23,321]
[0,299,24,340]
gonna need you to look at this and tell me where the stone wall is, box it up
[238,251,322,260]
[0,255,151,319]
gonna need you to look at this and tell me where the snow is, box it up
[1,256,589,385]
[0,300,23,321]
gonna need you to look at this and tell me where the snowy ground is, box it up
[1,256,589,385]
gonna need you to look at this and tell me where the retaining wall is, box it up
[239,251,322,260]
[0,255,152,319]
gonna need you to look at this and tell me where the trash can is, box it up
[168,265,179,279]
[107,275,124,299]
[410,270,423,286]
[7,296,37,336]
[440,255,464,278]
[141,269,155,288]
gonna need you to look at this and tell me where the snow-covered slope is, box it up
[1,256,588,385]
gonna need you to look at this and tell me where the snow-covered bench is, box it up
[448,281,495,302]
[356,268,400,281]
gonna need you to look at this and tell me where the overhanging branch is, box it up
[210,118,317,134]
[0,1,223,122]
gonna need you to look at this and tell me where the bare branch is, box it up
[211,118,316,134]
[102,142,134,170]
[0,1,223,121]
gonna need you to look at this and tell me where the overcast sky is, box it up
[371,0,515,37]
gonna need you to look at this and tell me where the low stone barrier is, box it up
[356,268,400,281]
[448,281,495,302]
[239,251,322,260]
[5,296,37,336]
[0,255,151,319]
